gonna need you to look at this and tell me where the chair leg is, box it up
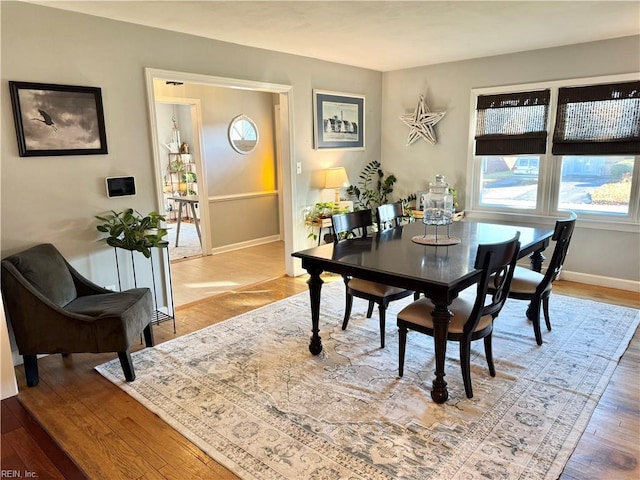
[398,326,407,377]
[484,334,495,377]
[23,354,39,387]
[543,297,552,331]
[530,300,543,346]
[118,350,136,382]
[366,300,375,318]
[378,303,386,349]
[460,341,474,398]
[342,293,354,330]
[143,323,155,347]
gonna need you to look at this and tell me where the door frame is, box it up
[144,68,297,275]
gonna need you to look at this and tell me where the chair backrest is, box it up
[1,243,77,307]
[331,209,373,242]
[538,212,577,293]
[376,203,405,231]
[465,233,521,336]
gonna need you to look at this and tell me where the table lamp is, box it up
[324,167,350,203]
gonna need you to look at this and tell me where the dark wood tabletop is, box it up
[292,219,555,403]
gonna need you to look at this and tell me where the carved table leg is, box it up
[430,303,451,403]
[529,248,546,273]
[306,266,324,355]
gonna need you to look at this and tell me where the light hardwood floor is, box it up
[3,243,639,479]
[170,241,286,307]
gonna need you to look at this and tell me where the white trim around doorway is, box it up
[143,68,297,277]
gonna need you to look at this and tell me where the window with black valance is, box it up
[552,80,640,155]
[475,89,550,155]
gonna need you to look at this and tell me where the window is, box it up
[477,155,540,210]
[468,74,640,224]
[558,155,635,216]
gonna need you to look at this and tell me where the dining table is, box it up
[291,218,555,403]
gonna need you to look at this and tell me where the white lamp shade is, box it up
[324,167,350,189]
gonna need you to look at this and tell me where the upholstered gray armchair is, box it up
[1,243,154,387]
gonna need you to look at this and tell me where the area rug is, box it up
[96,281,639,480]
[167,221,202,260]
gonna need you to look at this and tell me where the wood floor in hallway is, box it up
[170,241,286,307]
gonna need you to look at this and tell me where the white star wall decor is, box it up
[400,94,446,146]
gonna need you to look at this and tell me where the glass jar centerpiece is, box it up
[423,174,454,226]
[413,174,461,245]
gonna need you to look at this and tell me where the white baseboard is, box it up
[515,258,639,293]
[209,235,282,255]
[560,270,640,292]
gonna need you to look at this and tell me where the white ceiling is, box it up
[25,1,640,72]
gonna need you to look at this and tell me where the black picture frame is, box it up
[313,90,364,150]
[9,81,108,157]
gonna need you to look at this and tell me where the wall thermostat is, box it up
[106,176,136,198]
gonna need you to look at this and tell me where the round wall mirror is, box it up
[228,114,259,154]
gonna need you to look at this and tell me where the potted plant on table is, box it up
[95,209,168,258]
[304,201,349,241]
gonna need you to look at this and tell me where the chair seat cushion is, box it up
[65,288,149,317]
[348,278,408,297]
[65,288,153,351]
[509,266,546,294]
[397,295,492,334]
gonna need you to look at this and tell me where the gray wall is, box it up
[0,1,637,285]
[0,1,382,288]
[381,36,640,283]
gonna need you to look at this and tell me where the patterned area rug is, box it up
[167,221,202,261]
[96,282,639,480]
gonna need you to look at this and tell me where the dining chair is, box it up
[499,212,577,345]
[332,209,416,348]
[376,202,407,231]
[397,233,521,398]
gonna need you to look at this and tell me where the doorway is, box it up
[154,99,206,261]
[144,68,296,308]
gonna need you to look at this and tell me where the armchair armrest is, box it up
[65,260,112,296]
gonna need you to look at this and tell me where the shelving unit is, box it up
[163,153,198,221]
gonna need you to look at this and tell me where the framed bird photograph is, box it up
[9,81,108,157]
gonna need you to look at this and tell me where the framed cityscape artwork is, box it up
[313,90,364,150]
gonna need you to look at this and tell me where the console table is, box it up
[169,195,201,248]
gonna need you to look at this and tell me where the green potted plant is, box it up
[95,209,168,258]
[346,160,414,221]
[346,160,397,211]
[304,201,349,240]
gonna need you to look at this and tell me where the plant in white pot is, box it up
[95,209,168,258]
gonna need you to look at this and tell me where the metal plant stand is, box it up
[113,241,176,333]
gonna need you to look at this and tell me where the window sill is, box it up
[465,209,640,233]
